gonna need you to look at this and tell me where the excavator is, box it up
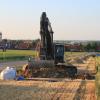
[23,12,77,78]
[39,12,64,64]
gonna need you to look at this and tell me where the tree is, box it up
[79,43,84,51]
[92,42,98,51]
[85,43,92,51]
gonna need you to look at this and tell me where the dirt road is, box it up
[0,60,27,70]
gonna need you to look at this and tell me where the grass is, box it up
[0,50,37,62]
[0,50,86,62]
[0,50,36,57]
[65,52,87,56]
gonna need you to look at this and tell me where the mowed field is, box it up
[0,50,36,62]
[0,50,85,57]
[0,50,36,56]
[0,49,86,62]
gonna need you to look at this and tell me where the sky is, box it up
[0,0,100,40]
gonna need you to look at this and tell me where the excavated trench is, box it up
[21,56,96,79]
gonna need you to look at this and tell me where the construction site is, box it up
[0,52,97,100]
[0,12,99,100]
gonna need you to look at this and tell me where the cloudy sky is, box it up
[0,0,100,40]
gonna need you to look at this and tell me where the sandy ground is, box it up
[83,81,96,100]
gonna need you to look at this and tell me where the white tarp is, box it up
[0,67,16,80]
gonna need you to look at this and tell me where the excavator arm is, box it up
[40,12,64,64]
[40,12,53,60]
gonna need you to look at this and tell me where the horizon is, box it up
[2,38,100,41]
[0,0,100,40]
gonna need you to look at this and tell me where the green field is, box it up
[0,50,86,62]
[0,50,36,62]
[0,50,87,62]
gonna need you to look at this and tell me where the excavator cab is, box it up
[54,44,64,64]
